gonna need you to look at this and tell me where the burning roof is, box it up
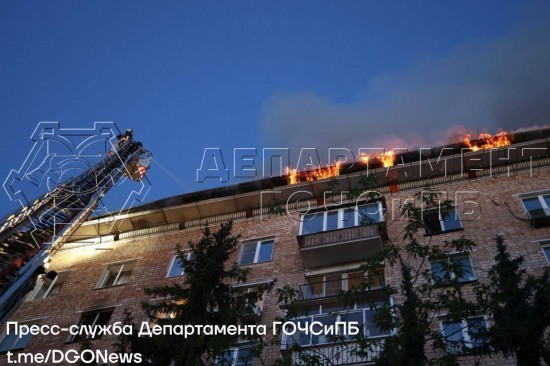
[284,130,515,185]
[286,163,341,184]
[69,127,549,240]
[83,127,550,217]
[463,131,511,151]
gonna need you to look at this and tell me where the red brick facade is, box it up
[2,149,550,365]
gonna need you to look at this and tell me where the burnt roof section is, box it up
[95,127,550,217]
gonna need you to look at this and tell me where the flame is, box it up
[286,162,340,184]
[136,164,148,178]
[360,152,395,167]
[464,131,511,151]
[379,151,395,167]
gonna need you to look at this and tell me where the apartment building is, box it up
[1,128,550,365]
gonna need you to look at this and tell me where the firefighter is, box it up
[110,129,134,155]
[116,128,133,142]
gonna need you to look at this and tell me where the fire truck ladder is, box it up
[0,137,149,322]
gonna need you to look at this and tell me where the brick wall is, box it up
[2,167,549,365]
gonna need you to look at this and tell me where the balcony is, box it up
[297,223,386,269]
[285,341,383,365]
[297,273,385,303]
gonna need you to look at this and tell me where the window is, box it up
[166,253,193,277]
[522,194,550,216]
[68,309,114,342]
[423,207,462,235]
[300,270,384,300]
[441,316,488,354]
[239,239,274,265]
[522,193,550,227]
[97,261,136,288]
[300,202,384,235]
[284,301,391,348]
[430,255,475,284]
[215,346,253,366]
[233,286,265,313]
[27,271,69,300]
[0,323,32,353]
[151,298,186,321]
[540,240,550,264]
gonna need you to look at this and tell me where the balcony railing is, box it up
[297,276,385,302]
[287,341,383,365]
[296,223,386,269]
[297,223,385,249]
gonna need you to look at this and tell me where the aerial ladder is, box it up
[0,130,152,322]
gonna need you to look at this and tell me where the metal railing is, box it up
[297,223,387,250]
[297,276,385,301]
[289,341,384,365]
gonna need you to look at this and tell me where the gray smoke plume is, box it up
[259,2,550,165]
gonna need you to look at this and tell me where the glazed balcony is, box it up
[297,223,386,269]
[284,341,383,365]
[297,273,385,303]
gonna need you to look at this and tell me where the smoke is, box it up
[259,2,550,164]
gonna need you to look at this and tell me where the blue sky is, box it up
[1,0,549,217]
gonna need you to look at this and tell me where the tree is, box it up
[113,308,140,366]
[78,337,99,366]
[368,188,483,366]
[135,221,274,366]
[480,235,550,366]
[275,181,483,366]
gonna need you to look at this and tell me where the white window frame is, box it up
[305,270,384,299]
[238,238,274,265]
[299,202,384,235]
[283,300,394,348]
[521,193,550,217]
[97,260,137,288]
[215,346,253,366]
[440,208,462,231]
[27,271,70,300]
[423,207,462,234]
[232,286,265,313]
[67,308,114,342]
[232,280,273,314]
[440,315,489,353]
[166,253,192,278]
[540,240,550,264]
[0,322,33,353]
[429,254,476,283]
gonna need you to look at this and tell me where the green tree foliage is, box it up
[113,308,140,366]
[277,184,482,366]
[136,221,274,366]
[356,188,481,366]
[478,235,550,366]
[78,337,99,366]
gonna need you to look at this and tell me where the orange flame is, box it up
[360,152,395,167]
[286,162,340,184]
[379,151,395,167]
[464,131,511,151]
